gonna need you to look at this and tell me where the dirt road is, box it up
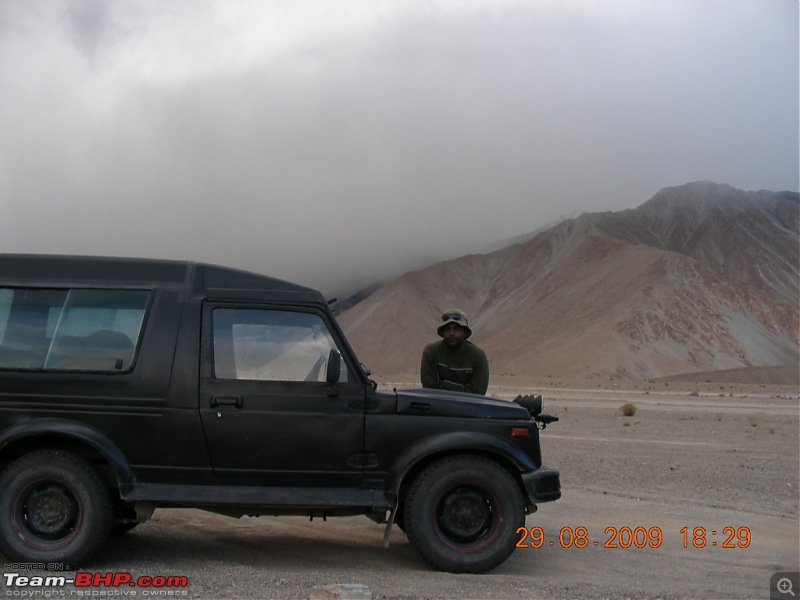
[2,385,798,599]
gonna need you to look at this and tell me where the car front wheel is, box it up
[403,455,525,573]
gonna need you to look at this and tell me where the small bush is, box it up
[620,403,637,417]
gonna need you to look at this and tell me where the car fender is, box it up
[384,430,537,498]
[0,418,135,488]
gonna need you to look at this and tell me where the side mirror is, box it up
[326,349,341,384]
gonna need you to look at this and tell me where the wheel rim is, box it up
[12,480,82,548]
[434,483,499,550]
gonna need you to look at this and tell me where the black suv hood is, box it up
[392,388,530,420]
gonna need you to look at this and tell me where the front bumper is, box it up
[521,466,561,504]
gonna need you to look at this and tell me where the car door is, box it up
[198,302,366,487]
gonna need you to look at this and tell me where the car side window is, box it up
[0,288,149,372]
[212,308,349,383]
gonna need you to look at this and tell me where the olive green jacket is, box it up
[420,340,489,395]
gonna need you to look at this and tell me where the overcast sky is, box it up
[1,0,797,297]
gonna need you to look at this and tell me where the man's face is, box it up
[441,323,466,349]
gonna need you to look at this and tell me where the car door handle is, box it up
[211,396,242,408]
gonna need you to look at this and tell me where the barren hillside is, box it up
[336,182,799,383]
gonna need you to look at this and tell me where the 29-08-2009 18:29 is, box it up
[515,526,752,549]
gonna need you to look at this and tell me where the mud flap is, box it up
[382,502,398,548]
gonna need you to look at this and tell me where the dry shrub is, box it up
[620,403,637,417]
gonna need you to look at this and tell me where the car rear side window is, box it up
[0,288,149,372]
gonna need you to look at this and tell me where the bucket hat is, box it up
[437,308,472,339]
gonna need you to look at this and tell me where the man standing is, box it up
[420,309,489,395]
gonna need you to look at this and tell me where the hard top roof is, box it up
[0,254,323,301]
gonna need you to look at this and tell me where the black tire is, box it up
[403,455,525,573]
[394,513,406,533]
[0,450,113,565]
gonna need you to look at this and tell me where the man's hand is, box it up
[513,394,543,415]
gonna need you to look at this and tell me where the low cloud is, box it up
[1,0,797,297]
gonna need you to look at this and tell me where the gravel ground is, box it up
[2,382,798,599]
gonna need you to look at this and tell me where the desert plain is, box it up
[3,378,798,599]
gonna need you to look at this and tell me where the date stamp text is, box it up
[516,526,752,549]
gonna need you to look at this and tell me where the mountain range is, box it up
[336,181,799,384]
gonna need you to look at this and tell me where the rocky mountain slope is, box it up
[336,181,799,383]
